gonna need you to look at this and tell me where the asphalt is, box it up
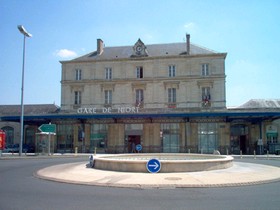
[34,155,280,189]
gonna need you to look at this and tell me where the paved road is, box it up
[1,156,280,210]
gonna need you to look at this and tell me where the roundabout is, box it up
[35,154,280,189]
[92,153,233,173]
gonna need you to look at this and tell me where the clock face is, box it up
[136,45,142,53]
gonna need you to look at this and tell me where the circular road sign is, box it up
[135,144,142,152]
[146,158,161,173]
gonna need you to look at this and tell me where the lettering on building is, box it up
[77,106,140,114]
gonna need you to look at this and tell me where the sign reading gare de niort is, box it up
[77,106,141,114]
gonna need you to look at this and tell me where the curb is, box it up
[34,161,280,189]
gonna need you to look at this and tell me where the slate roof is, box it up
[0,104,60,116]
[237,99,280,109]
[1,101,280,122]
[66,42,223,62]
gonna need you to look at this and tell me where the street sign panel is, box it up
[135,144,142,152]
[38,124,56,133]
[146,158,161,173]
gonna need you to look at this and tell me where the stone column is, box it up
[108,124,125,153]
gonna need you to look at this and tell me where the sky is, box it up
[1,0,280,107]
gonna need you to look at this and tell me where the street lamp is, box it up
[18,25,32,156]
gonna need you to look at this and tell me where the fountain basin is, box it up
[93,153,234,173]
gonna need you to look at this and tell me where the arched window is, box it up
[25,126,36,146]
[1,126,14,145]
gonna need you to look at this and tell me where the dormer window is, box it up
[132,38,148,57]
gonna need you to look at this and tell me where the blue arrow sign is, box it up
[146,158,161,173]
[135,144,142,152]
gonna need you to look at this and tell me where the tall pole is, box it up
[19,35,26,156]
[18,25,32,156]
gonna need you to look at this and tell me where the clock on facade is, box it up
[136,45,142,53]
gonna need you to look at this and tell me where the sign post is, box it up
[38,124,56,133]
[38,123,56,155]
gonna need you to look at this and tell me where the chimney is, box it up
[186,34,190,55]
[97,38,104,55]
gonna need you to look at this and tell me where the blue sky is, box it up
[1,0,280,107]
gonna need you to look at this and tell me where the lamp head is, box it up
[17,25,32,37]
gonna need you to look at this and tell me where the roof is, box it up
[65,42,224,63]
[237,99,280,109]
[1,100,280,122]
[0,104,60,116]
[1,110,280,123]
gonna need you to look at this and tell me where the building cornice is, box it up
[60,53,227,65]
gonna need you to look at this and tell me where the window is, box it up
[105,68,112,80]
[168,88,176,103]
[136,66,143,78]
[56,124,74,152]
[75,69,82,80]
[198,123,218,154]
[202,64,209,76]
[135,89,144,106]
[90,124,108,152]
[25,127,36,146]
[74,91,81,105]
[105,90,112,105]
[202,87,211,107]
[2,126,14,145]
[168,65,176,77]
[161,123,180,153]
[202,87,211,101]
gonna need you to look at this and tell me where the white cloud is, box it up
[184,22,196,33]
[54,49,78,58]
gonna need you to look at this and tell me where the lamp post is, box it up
[17,25,32,156]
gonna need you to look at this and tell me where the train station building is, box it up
[1,35,280,154]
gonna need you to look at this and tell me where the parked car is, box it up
[2,144,19,153]
[2,144,34,153]
[22,144,35,153]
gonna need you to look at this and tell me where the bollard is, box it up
[188,149,190,154]
[240,150,243,159]
[267,150,269,160]
[226,148,228,156]
[254,150,256,159]
[94,147,97,156]
[75,147,78,156]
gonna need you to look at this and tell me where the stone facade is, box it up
[57,36,231,154]
[60,37,226,112]
[1,37,279,155]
